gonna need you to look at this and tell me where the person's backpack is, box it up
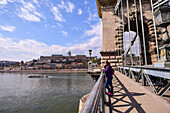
[111,67,114,74]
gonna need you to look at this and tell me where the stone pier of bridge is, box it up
[97,0,170,69]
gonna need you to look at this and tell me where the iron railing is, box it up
[117,66,170,96]
[79,72,105,113]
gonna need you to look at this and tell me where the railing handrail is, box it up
[80,72,105,113]
[117,65,170,71]
[117,66,170,79]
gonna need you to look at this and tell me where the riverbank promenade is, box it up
[105,71,170,113]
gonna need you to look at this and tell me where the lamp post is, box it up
[154,5,170,44]
[89,49,92,60]
[88,50,93,72]
[154,1,170,67]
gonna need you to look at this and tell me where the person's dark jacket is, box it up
[103,65,113,79]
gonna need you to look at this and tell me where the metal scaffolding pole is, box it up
[150,0,160,60]
[127,0,133,66]
[134,0,142,66]
[139,0,147,65]
[121,0,126,65]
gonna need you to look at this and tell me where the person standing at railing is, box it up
[101,61,114,96]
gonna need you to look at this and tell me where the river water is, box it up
[0,73,95,113]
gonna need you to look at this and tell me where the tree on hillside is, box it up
[91,59,95,63]
[21,60,24,66]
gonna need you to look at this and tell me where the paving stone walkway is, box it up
[106,71,170,113]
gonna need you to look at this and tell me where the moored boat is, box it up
[28,74,48,78]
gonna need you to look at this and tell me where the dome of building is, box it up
[68,51,71,56]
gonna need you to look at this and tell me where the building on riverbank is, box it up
[24,51,98,70]
[0,61,20,70]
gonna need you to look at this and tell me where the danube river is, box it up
[0,73,95,113]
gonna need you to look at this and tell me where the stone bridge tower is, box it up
[97,0,170,69]
[97,0,122,69]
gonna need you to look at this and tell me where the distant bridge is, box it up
[79,0,170,113]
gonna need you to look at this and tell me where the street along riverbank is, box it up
[0,69,88,74]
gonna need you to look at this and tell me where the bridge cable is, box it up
[116,8,119,66]
[126,0,133,66]
[121,0,126,65]
[134,0,142,66]
[139,0,147,65]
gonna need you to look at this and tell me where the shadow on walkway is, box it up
[108,74,146,113]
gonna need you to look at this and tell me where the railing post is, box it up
[101,73,105,113]
[142,72,146,86]
[129,68,132,79]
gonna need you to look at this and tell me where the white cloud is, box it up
[87,8,99,22]
[51,1,75,22]
[33,0,39,4]
[0,0,7,5]
[72,26,79,31]
[0,22,102,61]
[84,21,102,37]
[18,8,40,22]
[61,31,68,36]
[0,0,15,5]
[66,43,72,46]
[84,0,88,5]
[67,2,75,13]
[58,1,75,13]
[0,25,15,31]
[32,0,40,7]
[88,13,98,21]
[56,23,63,28]
[51,6,65,22]
[77,8,82,15]
[18,2,43,22]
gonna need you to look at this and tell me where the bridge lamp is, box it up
[154,2,170,67]
[89,49,92,60]
[154,5,170,44]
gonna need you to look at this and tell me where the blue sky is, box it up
[0,0,102,61]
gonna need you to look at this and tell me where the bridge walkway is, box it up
[106,71,170,113]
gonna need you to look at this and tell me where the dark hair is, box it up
[105,61,110,65]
